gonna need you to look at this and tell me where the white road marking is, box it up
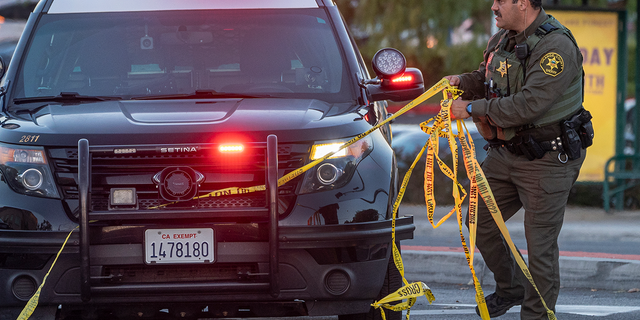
[404,304,640,316]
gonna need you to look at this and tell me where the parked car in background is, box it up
[390,122,487,204]
[392,121,488,165]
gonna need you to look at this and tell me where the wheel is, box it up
[339,244,403,320]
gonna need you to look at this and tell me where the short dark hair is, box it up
[512,0,542,9]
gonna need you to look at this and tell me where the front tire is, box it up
[339,244,402,320]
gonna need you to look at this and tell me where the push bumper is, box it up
[0,216,414,317]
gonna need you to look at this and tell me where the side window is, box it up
[354,48,370,81]
[342,16,371,81]
[342,19,390,139]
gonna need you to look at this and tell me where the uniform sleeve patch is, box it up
[540,52,564,77]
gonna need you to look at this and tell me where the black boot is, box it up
[475,292,524,318]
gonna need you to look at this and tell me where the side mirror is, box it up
[367,48,425,102]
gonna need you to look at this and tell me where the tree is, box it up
[335,0,492,86]
[335,0,633,87]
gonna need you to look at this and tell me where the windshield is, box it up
[13,9,354,103]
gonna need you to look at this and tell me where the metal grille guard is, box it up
[77,135,281,301]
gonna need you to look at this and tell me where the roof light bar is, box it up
[48,0,319,14]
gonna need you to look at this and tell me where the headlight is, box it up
[300,135,373,194]
[0,144,60,198]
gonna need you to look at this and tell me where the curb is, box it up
[402,250,640,291]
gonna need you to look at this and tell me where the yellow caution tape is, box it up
[150,78,452,209]
[417,81,557,320]
[17,227,78,320]
[459,136,558,320]
[375,78,556,320]
[419,92,490,319]
[23,80,449,318]
[371,282,435,320]
[24,77,555,320]
[375,126,435,320]
[149,185,266,209]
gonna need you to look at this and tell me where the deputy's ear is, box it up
[520,0,529,10]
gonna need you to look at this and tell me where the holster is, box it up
[580,121,594,148]
[560,108,593,160]
[517,135,546,161]
[577,109,594,148]
[560,124,581,160]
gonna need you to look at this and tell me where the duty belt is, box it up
[484,136,565,156]
[538,137,565,152]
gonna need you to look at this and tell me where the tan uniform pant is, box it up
[469,147,584,319]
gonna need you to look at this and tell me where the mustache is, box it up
[493,10,502,18]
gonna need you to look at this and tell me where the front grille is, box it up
[101,263,260,284]
[49,142,307,217]
[92,195,266,211]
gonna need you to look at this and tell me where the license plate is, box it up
[144,228,214,264]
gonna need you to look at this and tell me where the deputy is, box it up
[447,0,593,319]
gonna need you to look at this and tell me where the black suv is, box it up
[0,1,424,319]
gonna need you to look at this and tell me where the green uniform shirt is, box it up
[458,9,583,139]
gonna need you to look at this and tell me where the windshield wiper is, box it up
[131,90,270,100]
[12,92,122,105]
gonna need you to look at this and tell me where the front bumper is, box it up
[0,216,414,318]
[0,135,414,318]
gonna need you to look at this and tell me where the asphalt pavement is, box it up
[399,204,640,291]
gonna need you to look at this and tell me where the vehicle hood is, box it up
[2,99,371,145]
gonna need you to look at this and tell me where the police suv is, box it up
[0,1,425,319]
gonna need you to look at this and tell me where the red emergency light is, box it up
[219,144,244,153]
[391,75,413,84]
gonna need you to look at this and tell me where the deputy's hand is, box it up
[451,98,471,120]
[444,75,461,87]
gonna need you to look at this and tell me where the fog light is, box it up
[12,275,37,301]
[325,270,350,295]
[19,168,43,190]
[110,188,137,206]
[317,163,341,185]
